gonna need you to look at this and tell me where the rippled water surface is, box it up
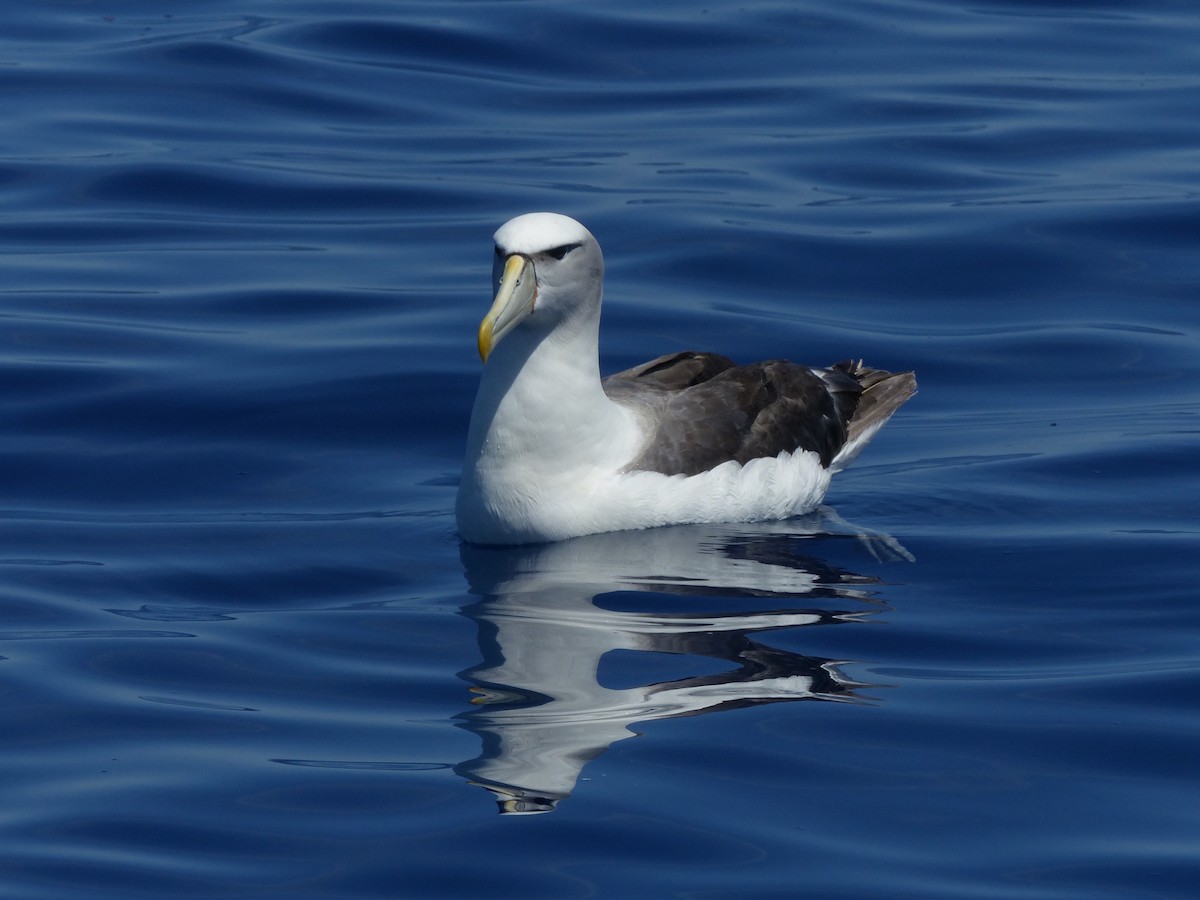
[3,1,1199,897]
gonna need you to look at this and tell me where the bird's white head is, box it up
[478,212,604,362]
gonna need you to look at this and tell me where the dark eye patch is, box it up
[546,242,582,261]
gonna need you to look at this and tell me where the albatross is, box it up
[456,213,916,545]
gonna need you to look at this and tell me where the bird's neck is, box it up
[464,310,637,473]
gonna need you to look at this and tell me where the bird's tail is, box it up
[829,360,917,473]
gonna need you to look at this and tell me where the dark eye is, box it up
[546,242,582,261]
[494,245,503,258]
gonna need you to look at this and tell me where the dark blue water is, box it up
[3,1,1199,897]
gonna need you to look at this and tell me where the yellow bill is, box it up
[478,254,537,362]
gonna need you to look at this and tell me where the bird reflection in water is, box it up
[455,509,911,814]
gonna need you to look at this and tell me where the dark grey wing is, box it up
[616,360,863,477]
[604,351,738,392]
[734,361,862,468]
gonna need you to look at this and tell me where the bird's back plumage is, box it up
[603,353,915,475]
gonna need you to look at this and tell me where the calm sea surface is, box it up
[2,1,1198,897]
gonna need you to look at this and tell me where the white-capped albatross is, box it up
[456,212,916,545]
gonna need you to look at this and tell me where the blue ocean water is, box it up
[2,1,1198,897]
